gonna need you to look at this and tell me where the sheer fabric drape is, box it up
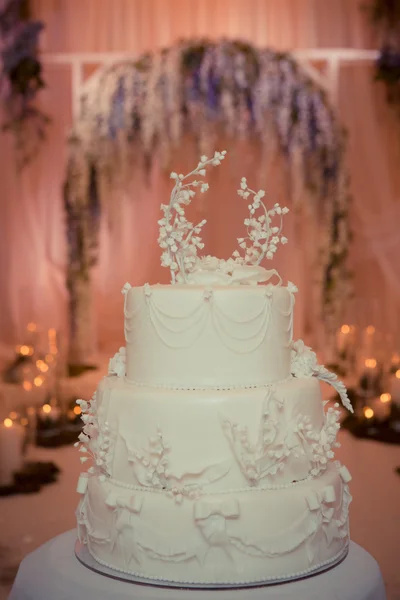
[1,0,399,357]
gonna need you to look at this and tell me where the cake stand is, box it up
[9,530,387,600]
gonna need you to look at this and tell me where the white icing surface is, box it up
[76,463,350,585]
[90,375,339,491]
[124,284,295,388]
[75,266,352,585]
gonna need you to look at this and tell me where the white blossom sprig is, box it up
[234,178,289,266]
[158,150,227,283]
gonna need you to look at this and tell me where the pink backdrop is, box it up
[1,0,399,358]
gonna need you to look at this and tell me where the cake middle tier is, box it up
[124,283,295,387]
[94,375,340,492]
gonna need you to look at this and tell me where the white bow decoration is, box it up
[306,485,339,547]
[106,492,143,514]
[194,498,240,521]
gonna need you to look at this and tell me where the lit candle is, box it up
[16,344,34,357]
[362,325,376,357]
[0,418,24,487]
[370,393,392,421]
[364,357,377,387]
[391,353,400,374]
[36,359,49,374]
[41,403,61,422]
[26,406,37,444]
[338,324,356,358]
[337,324,351,353]
[48,328,58,355]
[26,322,39,347]
[364,407,374,420]
[389,369,400,407]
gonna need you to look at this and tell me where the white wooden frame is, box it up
[42,49,379,120]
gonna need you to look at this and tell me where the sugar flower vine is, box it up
[235,177,289,266]
[158,150,226,283]
[158,151,289,285]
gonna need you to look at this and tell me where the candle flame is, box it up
[23,381,33,391]
[396,370,400,379]
[3,418,13,428]
[380,393,391,404]
[42,404,52,414]
[27,322,37,332]
[364,407,374,419]
[341,324,350,334]
[36,360,49,373]
[34,376,44,387]
[19,345,33,356]
[73,406,82,415]
[366,325,375,334]
[365,358,377,368]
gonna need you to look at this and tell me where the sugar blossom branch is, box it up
[234,178,288,266]
[158,150,227,283]
[158,151,289,284]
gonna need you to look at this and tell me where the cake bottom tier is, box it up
[76,462,351,585]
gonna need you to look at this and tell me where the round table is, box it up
[9,530,386,600]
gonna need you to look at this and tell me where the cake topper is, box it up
[158,151,289,285]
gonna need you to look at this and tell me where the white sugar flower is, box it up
[291,340,318,378]
[159,152,226,283]
[121,282,132,295]
[108,347,126,378]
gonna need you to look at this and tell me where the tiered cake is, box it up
[75,152,353,586]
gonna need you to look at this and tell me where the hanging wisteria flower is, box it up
[0,1,48,168]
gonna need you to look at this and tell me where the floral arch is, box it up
[64,39,350,366]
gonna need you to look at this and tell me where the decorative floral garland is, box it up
[64,39,351,363]
[0,0,48,167]
[366,0,400,114]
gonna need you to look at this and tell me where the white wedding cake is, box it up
[75,151,353,586]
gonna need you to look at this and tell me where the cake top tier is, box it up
[122,152,295,389]
[158,150,289,286]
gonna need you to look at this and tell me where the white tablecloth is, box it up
[9,530,386,600]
